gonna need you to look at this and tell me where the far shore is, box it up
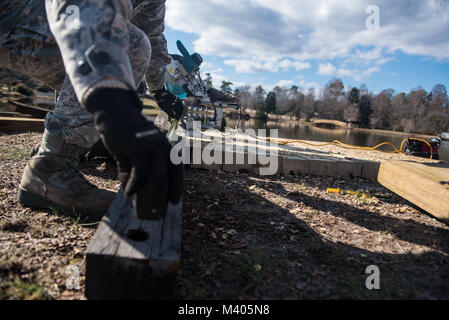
[227,109,439,140]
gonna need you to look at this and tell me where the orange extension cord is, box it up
[265,137,434,160]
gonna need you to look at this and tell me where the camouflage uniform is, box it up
[0,0,170,148]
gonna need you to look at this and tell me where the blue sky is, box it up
[164,0,449,95]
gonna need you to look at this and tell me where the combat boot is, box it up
[17,130,116,219]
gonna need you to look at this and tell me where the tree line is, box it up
[204,73,449,135]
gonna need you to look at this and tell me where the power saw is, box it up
[164,40,241,111]
[154,40,241,139]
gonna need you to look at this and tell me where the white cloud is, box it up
[210,68,223,73]
[276,80,294,88]
[259,79,323,95]
[200,62,215,70]
[279,60,311,71]
[297,80,323,93]
[355,67,380,81]
[318,63,337,75]
[223,59,278,73]
[356,48,383,61]
[166,0,449,82]
[233,81,251,88]
[201,71,229,88]
[223,58,311,73]
[318,62,380,81]
[342,48,394,67]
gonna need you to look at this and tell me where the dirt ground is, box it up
[0,132,448,300]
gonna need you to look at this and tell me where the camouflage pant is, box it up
[0,0,151,148]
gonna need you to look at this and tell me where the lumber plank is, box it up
[8,99,50,118]
[377,160,449,222]
[0,117,44,132]
[0,111,30,117]
[85,189,182,300]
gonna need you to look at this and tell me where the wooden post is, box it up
[85,189,182,300]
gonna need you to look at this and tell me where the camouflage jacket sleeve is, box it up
[131,0,170,91]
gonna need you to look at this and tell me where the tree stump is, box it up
[85,189,182,300]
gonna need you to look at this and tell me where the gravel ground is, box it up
[0,132,448,300]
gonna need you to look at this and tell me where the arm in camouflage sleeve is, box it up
[131,0,171,91]
[45,0,137,105]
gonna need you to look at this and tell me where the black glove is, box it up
[153,88,184,120]
[85,88,183,220]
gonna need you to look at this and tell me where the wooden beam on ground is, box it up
[377,160,449,223]
[8,99,50,118]
[0,117,44,133]
[0,111,31,118]
[85,190,182,300]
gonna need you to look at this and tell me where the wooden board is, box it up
[85,189,182,300]
[0,111,30,117]
[377,160,449,222]
[8,99,50,118]
[0,117,44,132]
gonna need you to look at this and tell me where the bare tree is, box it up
[235,85,252,112]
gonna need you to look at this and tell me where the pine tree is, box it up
[348,87,360,104]
[220,81,233,93]
[358,95,373,128]
[264,91,277,115]
[204,73,213,88]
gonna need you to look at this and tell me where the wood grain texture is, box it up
[377,160,449,222]
[8,99,49,118]
[0,117,44,132]
[85,189,182,300]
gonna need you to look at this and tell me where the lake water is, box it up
[183,112,448,161]
[224,118,436,151]
[228,118,449,162]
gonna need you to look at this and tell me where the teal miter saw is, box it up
[165,40,240,109]
[165,40,204,100]
[148,40,241,136]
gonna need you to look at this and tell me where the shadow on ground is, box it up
[178,168,449,299]
[2,132,447,300]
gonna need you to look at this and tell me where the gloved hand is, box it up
[153,87,184,120]
[85,88,183,220]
